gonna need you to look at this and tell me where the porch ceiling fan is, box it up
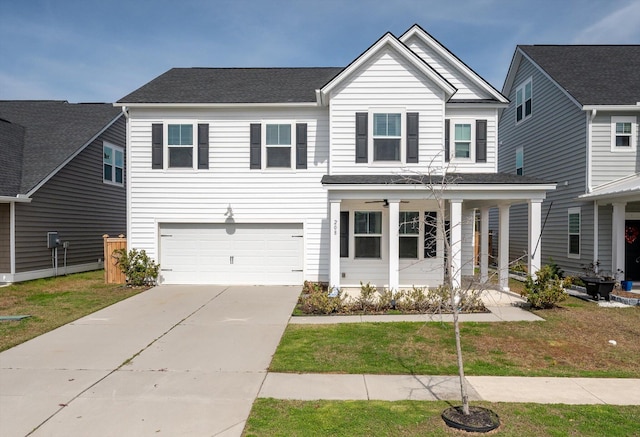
[364,199,409,207]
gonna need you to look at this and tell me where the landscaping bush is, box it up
[298,281,344,314]
[114,248,160,286]
[522,264,567,309]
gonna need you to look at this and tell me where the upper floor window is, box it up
[568,207,581,258]
[515,146,524,175]
[516,78,532,123]
[167,124,194,168]
[611,116,637,151]
[373,113,401,161]
[103,142,123,185]
[448,120,476,161]
[265,123,292,168]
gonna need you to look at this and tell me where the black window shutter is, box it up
[444,119,450,162]
[340,211,349,258]
[406,112,419,163]
[296,123,307,169]
[250,123,261,169]
[476,119,487,163]
[151,123,163,169]
[355,112,368,163]
[198,123,209,169]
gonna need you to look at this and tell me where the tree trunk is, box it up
[451,293,470,415]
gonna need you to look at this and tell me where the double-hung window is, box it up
[167,124,194,168]
[516,78,532,123]
[103,142,124,185]
[373,113,401,161]
[399,211,419,259]
[265,123,292,168]
[611,116,637,151]
[354,211,382,258]
[568,208,581,258]
[454,123,472,159]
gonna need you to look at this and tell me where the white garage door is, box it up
[159,223,304,285]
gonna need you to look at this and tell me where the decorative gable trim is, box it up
[400,24,508,104]
[319,32,456,105]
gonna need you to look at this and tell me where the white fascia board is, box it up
[446,102,509,109]
[0,196,31,203]
[25,113,124,197]
[320,33,456,101]
[324,183,556,195]
[114,102,320,109]
[582,104,640,112]
[400,25,509,104]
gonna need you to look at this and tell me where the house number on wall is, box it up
[333,219,338,236]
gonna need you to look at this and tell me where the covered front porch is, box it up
[323,174,555,292]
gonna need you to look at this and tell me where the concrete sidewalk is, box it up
[259,373,640,405]
[0,285,300,437]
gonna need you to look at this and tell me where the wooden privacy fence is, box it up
[103,234,126,284]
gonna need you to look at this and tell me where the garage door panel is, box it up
[159,223,303,285]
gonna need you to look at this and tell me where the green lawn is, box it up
[244,399,640,437]
[0,270,146,352]
[271,296,640,378]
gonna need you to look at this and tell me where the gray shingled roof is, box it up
[520,45,640,105]
[118,67,344,104]
[0,101,121,196]
[321,173,553,185]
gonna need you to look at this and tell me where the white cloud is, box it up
[573,0,640,43]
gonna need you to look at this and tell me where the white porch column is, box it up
[329,199,342,291]
[480,207,489,283]
[612,202,626,276]
[498,204,510,291]
[461,208,475,277]
[528,199,542,277]
[388,200,400,292]
[450,199,463,289]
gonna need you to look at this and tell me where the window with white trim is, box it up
[516,146,524,175]
[373,112,402,161]
[354,211,382,258]
[167,123,194,168]
[265,123,293,168]
[516,78,532,123]
[103,142,123,185]
[399,211,419,259]
[611,116,637,151]
[450,120,475,161]
[568,208,581,257]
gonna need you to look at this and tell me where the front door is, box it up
[625,220,640,281]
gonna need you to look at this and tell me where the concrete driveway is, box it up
[0,285,300,436]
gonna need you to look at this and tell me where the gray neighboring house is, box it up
[0,100,126,283]
[497,45,640,281]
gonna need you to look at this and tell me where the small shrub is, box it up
[522,264,567,309]
[352,282,378,312]
[114,248,160,286]
[298,282,344,314]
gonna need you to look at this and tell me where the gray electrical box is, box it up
[47,232,61,249]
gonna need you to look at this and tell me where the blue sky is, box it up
[1,0,640,103]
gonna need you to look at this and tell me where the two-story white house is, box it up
[499,45,640,282]
[116,25,554,290]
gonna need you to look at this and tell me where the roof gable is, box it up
[320,32,456,103]
[0,119,25,196]
[0,101,122,196]
[400,25,508,104]
[504,45,640,107]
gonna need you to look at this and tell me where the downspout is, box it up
[588,109,597,266]
[121,106,131,254]
[10,202,15,277]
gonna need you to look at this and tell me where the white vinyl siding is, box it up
[592,112,639,187]
[127,107,329,283]
[328,47,446,174]
[403,35,495,101]
[445,108,498,172]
